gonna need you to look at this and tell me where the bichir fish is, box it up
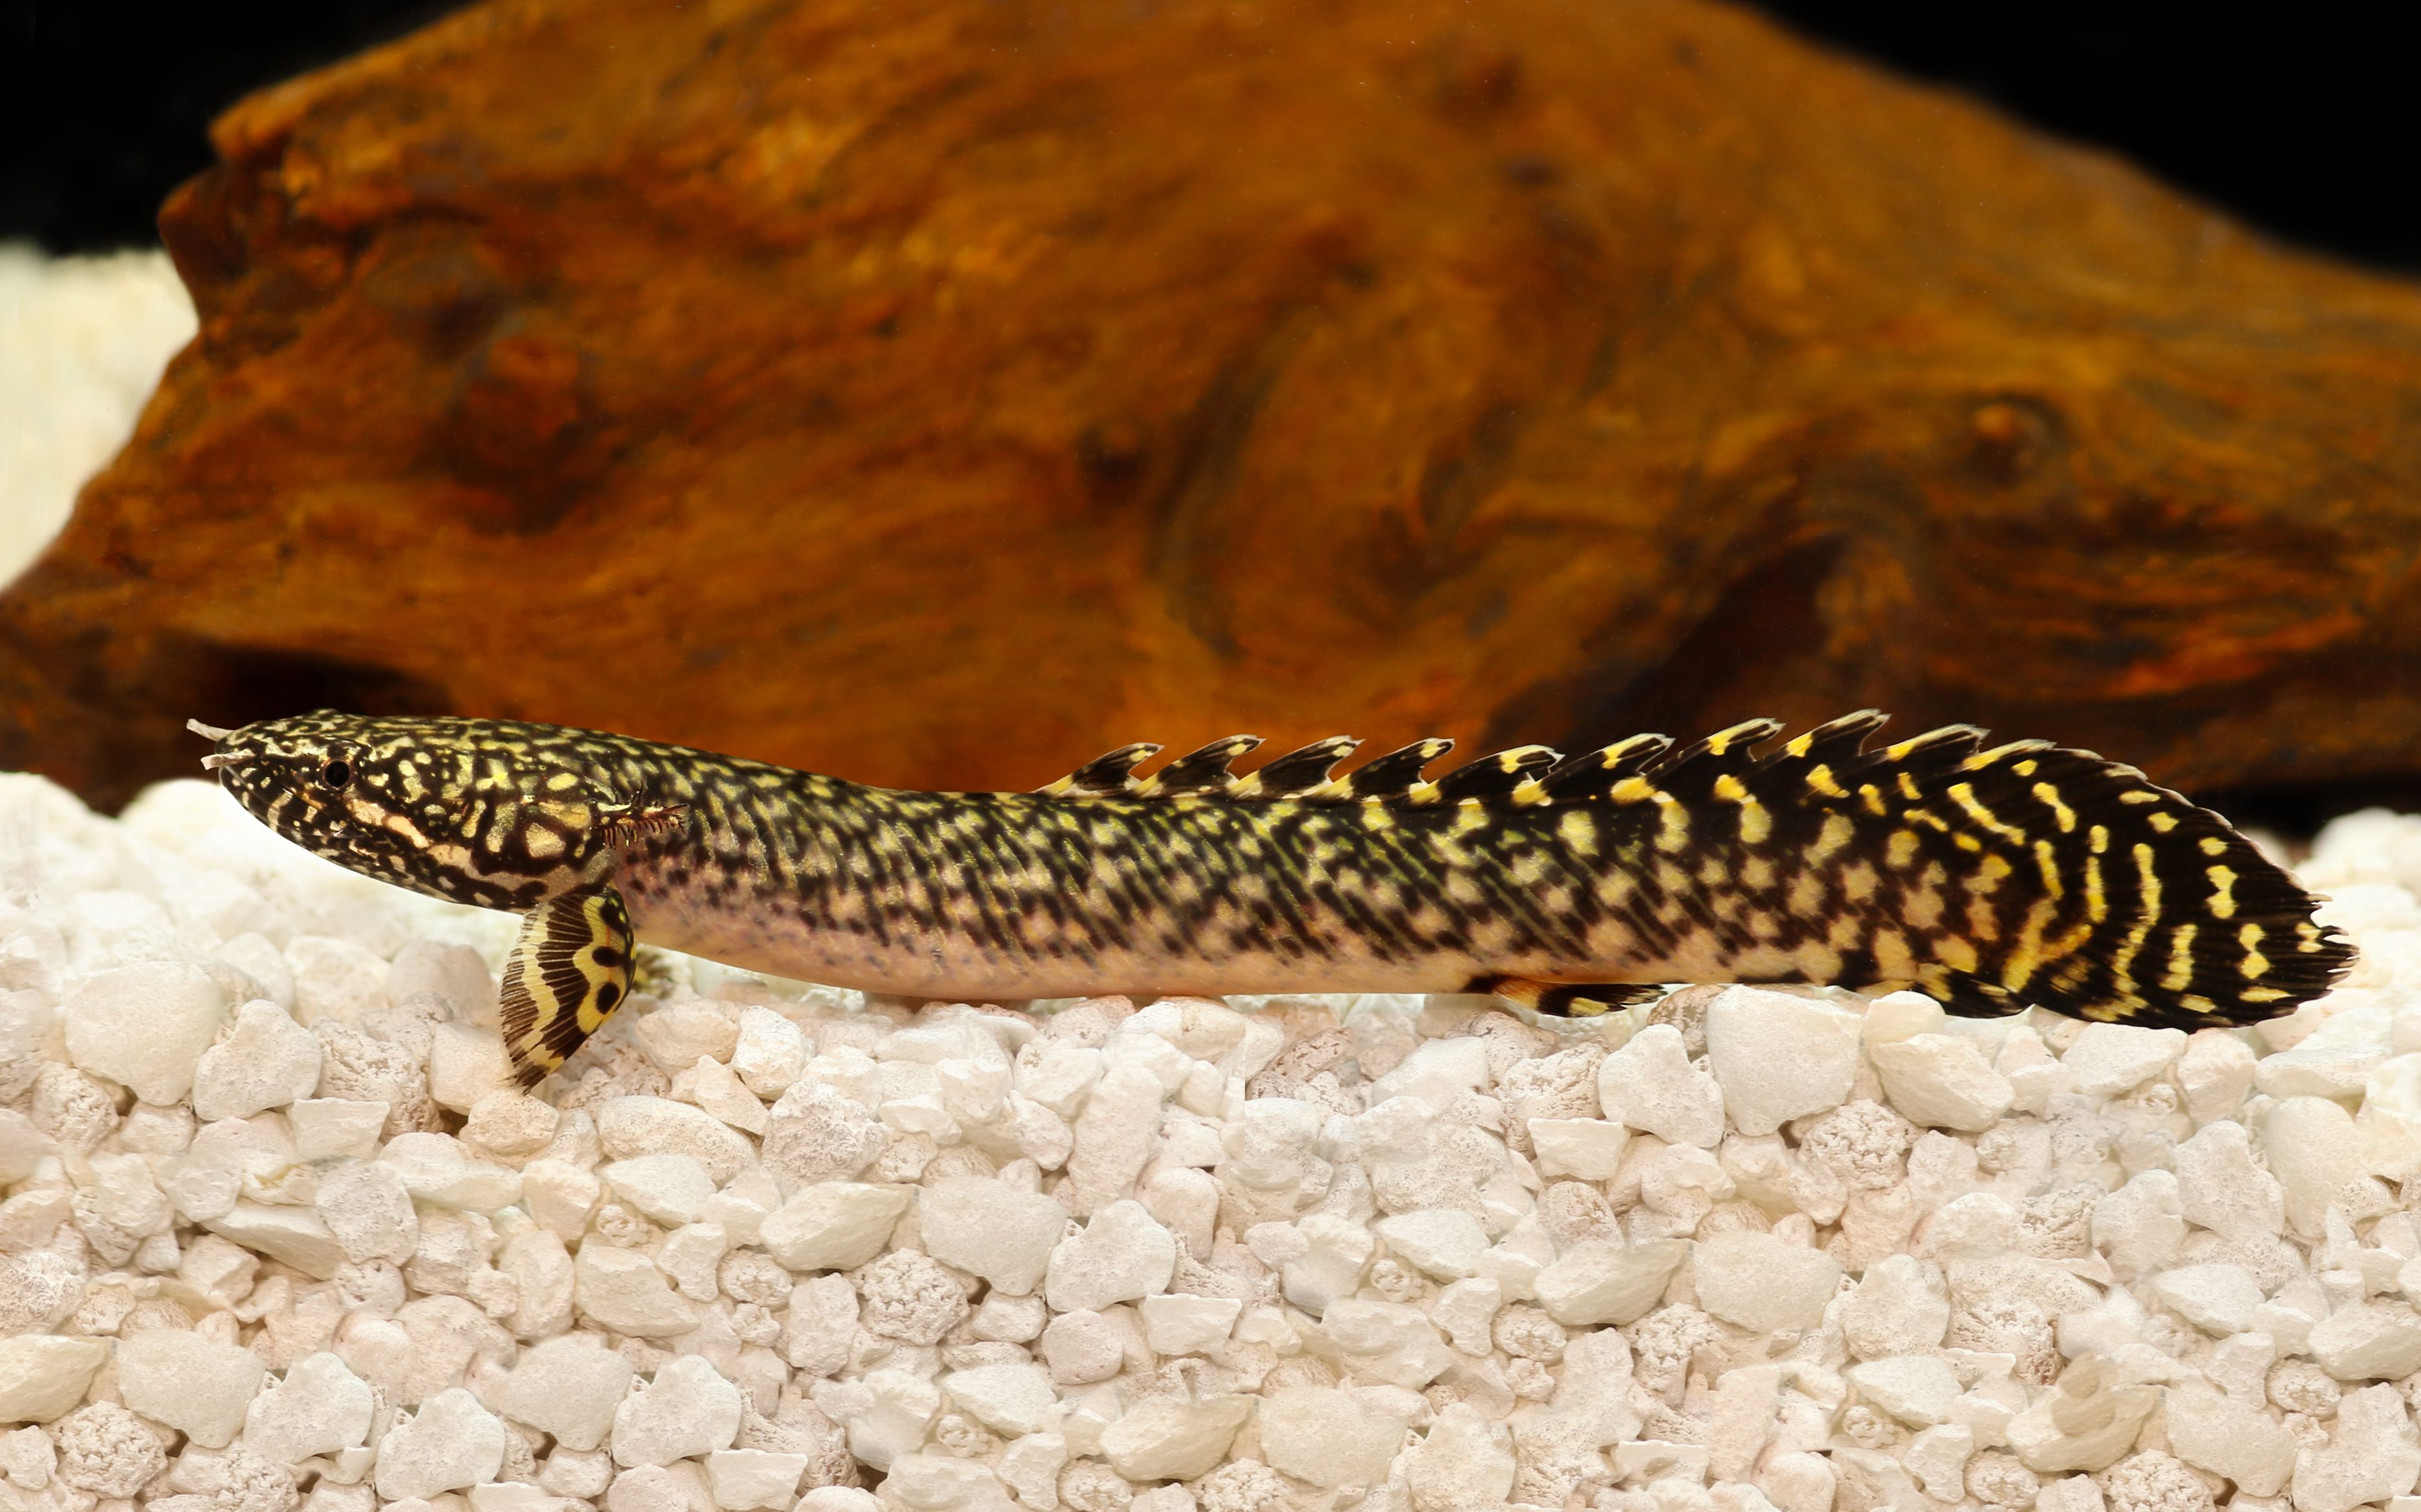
[190,710,2354,1087]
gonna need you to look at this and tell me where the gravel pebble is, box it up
[13,774,2421,1512]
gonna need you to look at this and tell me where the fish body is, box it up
[195,709,2354,1085]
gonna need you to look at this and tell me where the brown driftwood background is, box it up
[7,0,2421,812]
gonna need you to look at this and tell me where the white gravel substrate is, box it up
[12,777,2421,1512]
[0,244,195,588]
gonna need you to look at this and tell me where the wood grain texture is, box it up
[9,0,2421,811]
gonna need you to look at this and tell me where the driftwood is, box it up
[8,0,2421,813]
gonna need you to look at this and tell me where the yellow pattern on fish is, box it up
[191,708,2356,1087]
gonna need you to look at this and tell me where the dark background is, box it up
[5,0,2420,273]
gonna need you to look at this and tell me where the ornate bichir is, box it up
[194,709,2356,1087]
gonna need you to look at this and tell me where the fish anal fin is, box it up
[1470,974,1665,1018]
[499,883,637,1087]
[1912,968,2031,1020]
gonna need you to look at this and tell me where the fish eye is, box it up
[317,756,355,791]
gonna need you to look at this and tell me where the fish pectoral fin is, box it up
[1469,975,1667,1018]
[499,882,637,1087]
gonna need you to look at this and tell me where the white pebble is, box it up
[1532,1239,1689,1327]
[1039,1310,1127,1386]
[1869,1033,2013,1132]
[2309,1300,2421,1382]
[611,1355,743,1468]
[915,1176,1068,1296]
[520,1158,602,1238]
[206,1202,347,1280]
[2291,1382,2421,1512]
[876,1456,1009,1512]
[596,1095,756,1183]
[315,1159,420,1264]
[1257,1384,1405,1489]
[2150,1263,2263,1336]
[2163,1382,2297,1496]
[2172,1120,2286,1242]
[659,1220,728,1302]
[1862,990,1944,1043]
[761,1081,887,1192]
[1598,1025,1725,1146]
[288,1097,389,1161]
[241,1352,372,1463]
[1138,1293,1242,1355]
[602,1153,716,1227]
[1526,1116,1632,1180]
[2265,1095,2383,1239]
[191,999,322,1120]
[703,1450,808,1511]
[605,1463,695,1512]
[572,1244,698,1337]
[2004,1360,2157,1474]
[2091,1169,2184,1279]
[1902,1423,1973,1502]
[1320,1298,1454,1388]
[2061,1023,2186,1097]
[1045,1198,1177,1313]
[1845,1355,1961,1427]
[1097,1395,1251,1482]
[939,1363,1057,1436]
[1704,987,1858,1135]
[64,960,226,1104]
[2257,1004,2392,1100]
[633,1001,739,1071]
[730,1008,808,1098]
[1692,1231,1842,1335]
[427,1022,514,1111]
[1064,1064,1167,1213]
[0,1334,106,1423]
[373,1389,506,1500]
[497,1336,633,1452]
[673,1054,771,1135]
[386,939,497,1021]
[1369,1036,1490,1108]
[1403,1403,1515,1512]
[2035,1476,2105,1512]
[759,1183,912,1272]
[836,1369,940,1470]
[1374,1207,1490,1281]
[2176,1030,2257,1123]
[1838,1253,1950,1359]
[285,936,390,1025]
[379,1132,522,1213]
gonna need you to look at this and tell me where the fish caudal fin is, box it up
[1611,713,2353,1028]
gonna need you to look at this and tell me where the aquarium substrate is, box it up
[6,775,2421,1512]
